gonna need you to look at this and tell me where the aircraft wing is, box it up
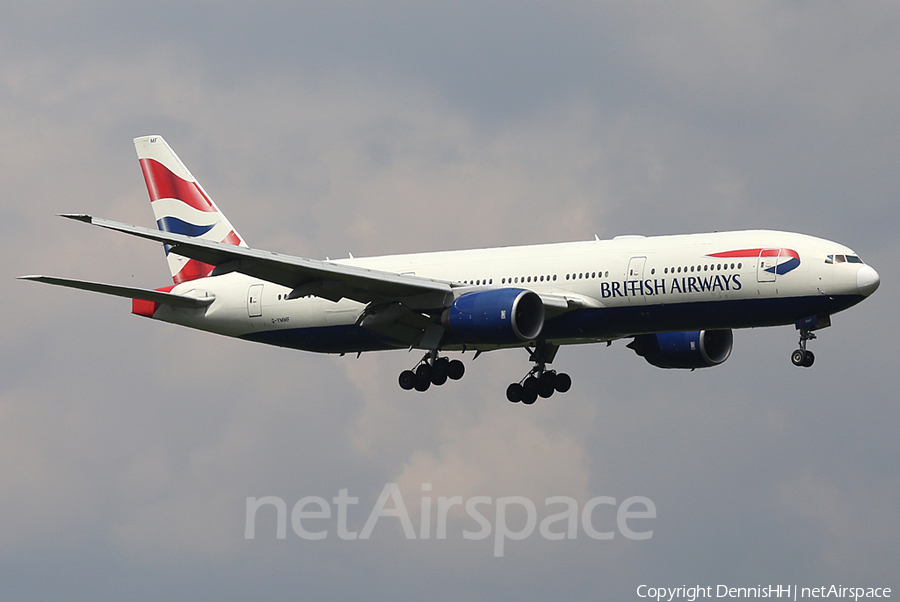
[61,214,455,308]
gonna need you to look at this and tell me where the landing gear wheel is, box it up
[802,350,815,367]
[414,364,432,391]
[522,377,538,405]
[415,363,431,381]
[507,341,571,404]
[432,357,449,379]
[447,359,465,380]
[398,353,465,392]
[523,376,537,394]
[554,372,571,393]
[430,358,448,386]
[399,370,417,390]
[792,327,819,369]
[538,375,556,399]
[522,388,538,405]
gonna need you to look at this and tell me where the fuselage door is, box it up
[757,249,779,283]
[248,283,264,317]
[626,256,647,303]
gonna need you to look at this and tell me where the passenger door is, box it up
[757,249,779,283]
[247,284,264,317]
[626,256,647,303]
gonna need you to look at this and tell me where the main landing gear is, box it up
[398,350,465,392]
[791,328,816,368]
[506,342,571,405]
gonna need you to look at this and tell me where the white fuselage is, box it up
[149,229,874,353]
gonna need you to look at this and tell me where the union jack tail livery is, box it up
[135,135,247,284]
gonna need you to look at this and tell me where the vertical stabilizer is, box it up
[134,135,247,284]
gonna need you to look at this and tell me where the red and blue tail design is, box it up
[134,135,247,284]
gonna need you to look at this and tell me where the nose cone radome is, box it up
[857,265,880,296]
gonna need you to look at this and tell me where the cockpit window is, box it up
[827,254,864,265]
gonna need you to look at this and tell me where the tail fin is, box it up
[134,135,247,284]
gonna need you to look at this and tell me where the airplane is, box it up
[21,135,881,404]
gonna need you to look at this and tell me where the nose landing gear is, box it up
[791,328,816,368]
[791,315,831,368]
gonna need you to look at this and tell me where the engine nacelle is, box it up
[442,288,544,343]
[627,329,733,369]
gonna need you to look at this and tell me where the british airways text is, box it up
[600,274,742,299]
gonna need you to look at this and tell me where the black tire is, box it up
[431,371,448,386]
[433,357,449,379]
[447,359,465,380]
[554,372,572,393]
[543,370,558,387]
[398,370,417,390]
[791,349,806,367]
[506,383,523,403]
[416,364,432,381]
[538,376,555,398]
[414,375,431,392]
[414,364,432,391]
[522,388,538,405]
[802,350,815,367]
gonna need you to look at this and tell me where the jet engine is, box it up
[442,288,544,343]
[627,329,733,369]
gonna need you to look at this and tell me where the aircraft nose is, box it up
[857,265,880,296]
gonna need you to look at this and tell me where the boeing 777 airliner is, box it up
[21,136,880,404]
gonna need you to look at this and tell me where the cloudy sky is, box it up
[2,2,898,600]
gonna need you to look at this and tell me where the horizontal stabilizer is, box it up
[18,275,214,308]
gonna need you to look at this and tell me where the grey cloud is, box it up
[2,2,899,600]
